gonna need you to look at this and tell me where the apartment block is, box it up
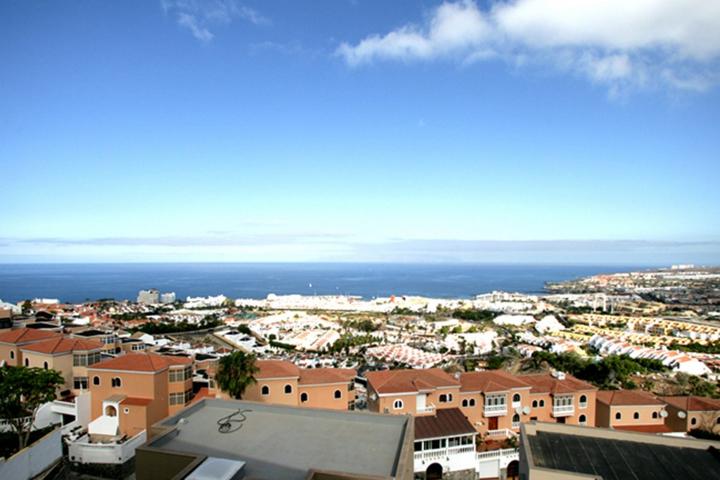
[660,395,720,434]
[0,328,63,367]
[365,368,461,416]
[596,390,669,432]
[520,372,597,428]
[242,359,356,410]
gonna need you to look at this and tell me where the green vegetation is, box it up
[329,334,377,355]
[344,319,379,333]
[390,307,417,315]
[673,372,719,398]
[451,309,496,322]
[269,340,296,351]
[526,351,667,389]
[215,351,259,399]
[0,366,64,450]
[669,341,720,355]
[130,317,221,334]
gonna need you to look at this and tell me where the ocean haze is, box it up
[0,263,656,304]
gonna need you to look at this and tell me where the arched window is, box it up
[104,405,117,417]
[512,413,520,428]
[691,417,697,426]
[579,414,587,425]
[716,417,720,425]
[43,361,48,369]
[393,399,404,410]
[439,394,448,403]
[652,411,658,419]
[532,400,538,408]
[469,398,476,407]
[93,376,100,386]
[24,358,29,366]
[334,389,342,399]
[615,412,622,420]
[539,400,545,407]
[462,399,468,407]
[9,351,14,359]
[284,384,292,394]
[579,395,587,407]
[447,393,453,402]
[261,385,270,396]
[513,393,521,403]
[633,412,640,420]
[111,377,122,388]
[300,392,308,403]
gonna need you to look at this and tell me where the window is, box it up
[439,394,448,403]
[512,393,521,403]
[93,376,100,386]
[334,389,342,399]
[300,392,308,403]
[123,408,130,414]
[716,417,720,425]
[462,399,468,407]
[579,395,587,408]
[449,436,472,447]
[414,442,422,452]
[393,399,404,410]
[469,398,476,407]
[131,344,145,351]
[615,412,622,420]
[284,384,293,394]
[43,361,48,369]
[579,414,587,425]
[633,412,640,420]
[169,392,185,405]
[261,385,269,395]
[169,366,192,383]
[512,413,520,428]
[111,377,122,388]
[539,400,545,407]
[73,377,88,390]
[73,351,101,367]
[652,412,658,419]
[24,358,29,366]
[423,439,445,450]
[9,351,14,359]
[532,400,538,408]
[691,417,697,426]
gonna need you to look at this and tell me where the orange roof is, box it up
[614,424,672,433]
[121,397,153,406]
[660,395,720,412]
[255,360,300,379]
[597,389,665,406]
[365,368,459,394]
[0,328,62,345]
[299,368,356,385]
[89,353,191,372]
[520,373,596,395]
[21,337,102,354]
[461,370,531,393]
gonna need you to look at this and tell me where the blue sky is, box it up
[1,0,719,264]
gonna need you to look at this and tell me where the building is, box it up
[365,368,461,416]
[135,398,414,480]
[519,421,720,479]
[137,289,160,305]
[160,292,176,304]
[86,352,194,440]
[71,329,119,355]
[413,408,478,480]
[240,359,356,410]
[595,389,669,432]
[661,395,720,434]
[519,372,597,428]
[0,327,63,366]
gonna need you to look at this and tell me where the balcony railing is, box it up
[486,428,516,439]
[476,448,519,462]
[483,404,508,416]
[552,404,574,416]
[414,445,475,462]
[417,404,436,414]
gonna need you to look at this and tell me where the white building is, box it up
[160,292,176,304]
[137,289,160,305]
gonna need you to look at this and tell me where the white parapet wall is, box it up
[0,427,62,480]
[476,448,519,479]
[69,430,147,465]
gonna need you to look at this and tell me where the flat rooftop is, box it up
[524,423,720,480]
[144,398,410,480]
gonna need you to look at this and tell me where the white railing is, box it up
[552,404,574,416]
[476,448,519,461]
[483,404,508,416]
[417,404,436,414]
[51,400,77,416]
[579,402,588,409]
[414,444,475,462]
[486,428,515,439]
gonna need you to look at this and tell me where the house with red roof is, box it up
[596,389,670,432]
[0,327,63,367]
[661,395,720,434]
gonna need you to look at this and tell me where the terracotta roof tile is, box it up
[20,337,103,354]
[89,353,191,372]
[366,368,459,394]
[520,373,596,395]
[0,328,62,345]
[461,370,531,393]
[121,397,153,406]
[597,389,665,406]
[414,408,476,440]
[660,395,720,412]
[255,360,300,379]
[299,368,356,385]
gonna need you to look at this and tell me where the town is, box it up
[0,265,719,479]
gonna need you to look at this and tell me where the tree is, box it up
[0,366,64,451]
[215,351,259,400]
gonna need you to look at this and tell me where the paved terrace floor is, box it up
[148,399,409,480]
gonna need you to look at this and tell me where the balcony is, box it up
[68,430,147,465]
[486,428,516,440]
[417,404,436,414]
[552,404,575,417]
[483,404,508,417]
[414,444,476,463]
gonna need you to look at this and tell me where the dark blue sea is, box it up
[0,263,653,304]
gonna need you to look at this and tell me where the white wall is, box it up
[0,428,62,480]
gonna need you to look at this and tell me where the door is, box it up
[416,393,426,413]
[488,416,499,430]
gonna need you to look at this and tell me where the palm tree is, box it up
[215,351,259,399]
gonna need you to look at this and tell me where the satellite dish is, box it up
[369,393,378,401]
[522,406,531,415]
[515,406,522,414]
[660,410,668,418]
[678,411,687,419]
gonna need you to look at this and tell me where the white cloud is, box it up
[162,0,268,42]
[336,0,720,93]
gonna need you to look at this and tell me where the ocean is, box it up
[0,263,652,304]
